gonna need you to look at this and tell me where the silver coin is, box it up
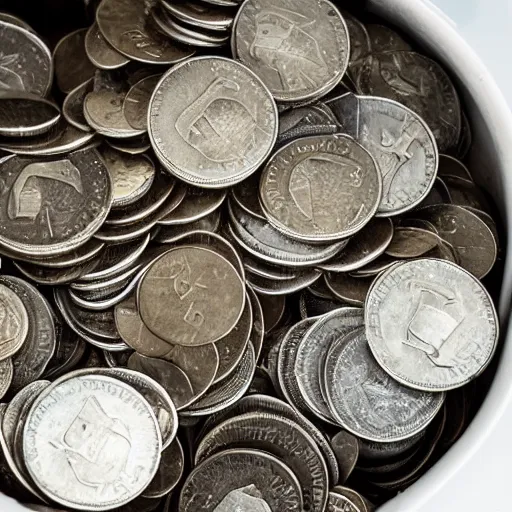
[0,93,61,138]
[248,269,322,296]
[366,24,412,53]
[325,273,373,306]
[327,491,361,512]
[299,290,345,319]
[231,171,267,220]
[0,282,29,362]
[0,13,35,33]
[0,358,13,398]
[106,134,151,155]
[148,56,278,188]
[53,29,96,94]
[385,227,442,259]
[260,135,382,242]
[155,209,222,242]
[358,431,425,461]
[179,448,303,512]
[196,411,329,512]
[63,78,94,132]
[23,373,162,510]
[330,430,359,484]
[243,252,298,281]
[233,0,350,102]
[85,22,130,70]
[123,74,163,132]
[160,0,235,31]
[0,147,112,257]
[442,175,492,213]
[327,93,438,216]
[96,0,196,64]
[365,258,499,391]
[0,20,53,97]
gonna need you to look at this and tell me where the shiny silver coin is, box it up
[23,373,162,510]
[327,491,361,512]
[148,56,278,188]
[96,0,196,64]
[327,93,439,216]
[0,282,29,362]
[0,12,35,32]
[85,22,130,70]
[160,0,235,32]
[106,134,151,155]
[233,0,350,102]
[247,269,322,296]
[260,135,382,242]
[62,78,94,133]
[155,208,222,242]
[0,146,112,257]
[365,258,499,391]
[325,328,445,442]
[0,20,53,97]
[180,448,303,512]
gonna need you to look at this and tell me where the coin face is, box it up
[179,448,303,512]
[365,259,499,391]
[0,20,53,97]
[233,0,350,102]
[0,147,112,256]
[260,135,382,241]
[0,283,29,362]
[324,328,445,441]
[123,74,163,131]
[23,374,162,510]
[327,491,361,512]
[148,56,278,187]
[85,22,130,70]
[138,246,245,346]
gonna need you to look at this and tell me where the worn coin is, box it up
[149,56,278,188]
[260,135,382,242]
[0,283,29,362]
[438,154,473,181]
[123,74,162,131]
[331,430,359,484]
[138,246,245,346]
[327,491,361,512]
[85,22,130,70]
[179,448,303,511]
[385,227,442,259]
[23,374,162,510]
[0,20,53,97]
[365,259,499,391]
[0,147,112,257]
[63,78,94,132]
[161,0,235,31]
[233,0,350,102]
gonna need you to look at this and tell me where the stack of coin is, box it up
[0,0,503,510]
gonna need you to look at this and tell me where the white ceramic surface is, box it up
[1,1,512,511]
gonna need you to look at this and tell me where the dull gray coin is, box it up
[331,431,360,485]
[62,78,94,132]
[0,283,29,362]
[325,273,374,306]
[0,358,13,398]
[366,24,412,52]
[155,209,222,243]
[123,74,162,131]
[85,21,130,70]
[385,227,442,259]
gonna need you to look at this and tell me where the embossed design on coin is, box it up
[23,374,162,510]
[0,283,29,361]
[138,246,245,346]
[233,0,349,102]
[149,56,278,187]
[365,259,499,391]
[260,135,382,241]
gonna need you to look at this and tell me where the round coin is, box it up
[0,358,13,398]
[327,491,361,512]
[123,74,163,132]
[259,134,382,241]
[0,283,29,362]
[365,258,499,391]
[23,374,162,510]
[148,56,278,188]
[233,0,350,102]
[85,22,130,70]
[138,246,245,346]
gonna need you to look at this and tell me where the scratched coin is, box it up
[0,20,53,97]
[259,134,382,241]
[179,448,303,512]
[0,282,29,362]
[23,374,162,510]
[138,246,245,346]
[233,0,350,102]
[324,328,445,441]
[365,259,499,391]
[148,56,278,188]
[0,146,112,257]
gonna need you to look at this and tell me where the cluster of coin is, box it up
[0,0,503,510]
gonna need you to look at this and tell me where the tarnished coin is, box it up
[63,78,94,132]
[366,24,412,53]
[85,22,130,70]
[327,94,438,216]
[0,358,13,398]
[148,56,278,188]
[331,430,359,484]
[179,448,303,511]
[438,154,473,181]
[325,328,444,441]
[385,227,442,259]
[259,135,382,242]
[53,29,96,93]
[325,273,374,307]
[0,13,35,32]
[0,146,112,257]
[96,0,196,64]
[327,491,361,512]
[100,146,155,208]
[0,20,53,97]
[123,74,162,131]
[231,171,267,220]
[23,374,162,510]
[0,283,29,362]
[356,51,461,151]
[233,0,350,102]
[138,246,245,346]
[365,258,499,391]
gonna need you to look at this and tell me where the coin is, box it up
[0,283,29,362]
[123,74,163,131]
[233,0,349,102]
[331,430,359,484]
[179,448,303,512]
[138,246,245,346]
[96,0,195,64]
[63,78,94,132]
[259,135,382,242]
[53,29,96,94]
[161,1,235,32]
[366,24,412,53]
[0,147,112,257]
[365,258,499,391]
[325,273,374,306]
[85,22,130,70]
[327,491,361,512]
[0,358,13,398]
[23,374,162,510]
[385,227,442,259]
[0,20,53,97]
[155,209,222,242]
[148,56,278,188]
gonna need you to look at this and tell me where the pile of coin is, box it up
[0,0,503,510]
